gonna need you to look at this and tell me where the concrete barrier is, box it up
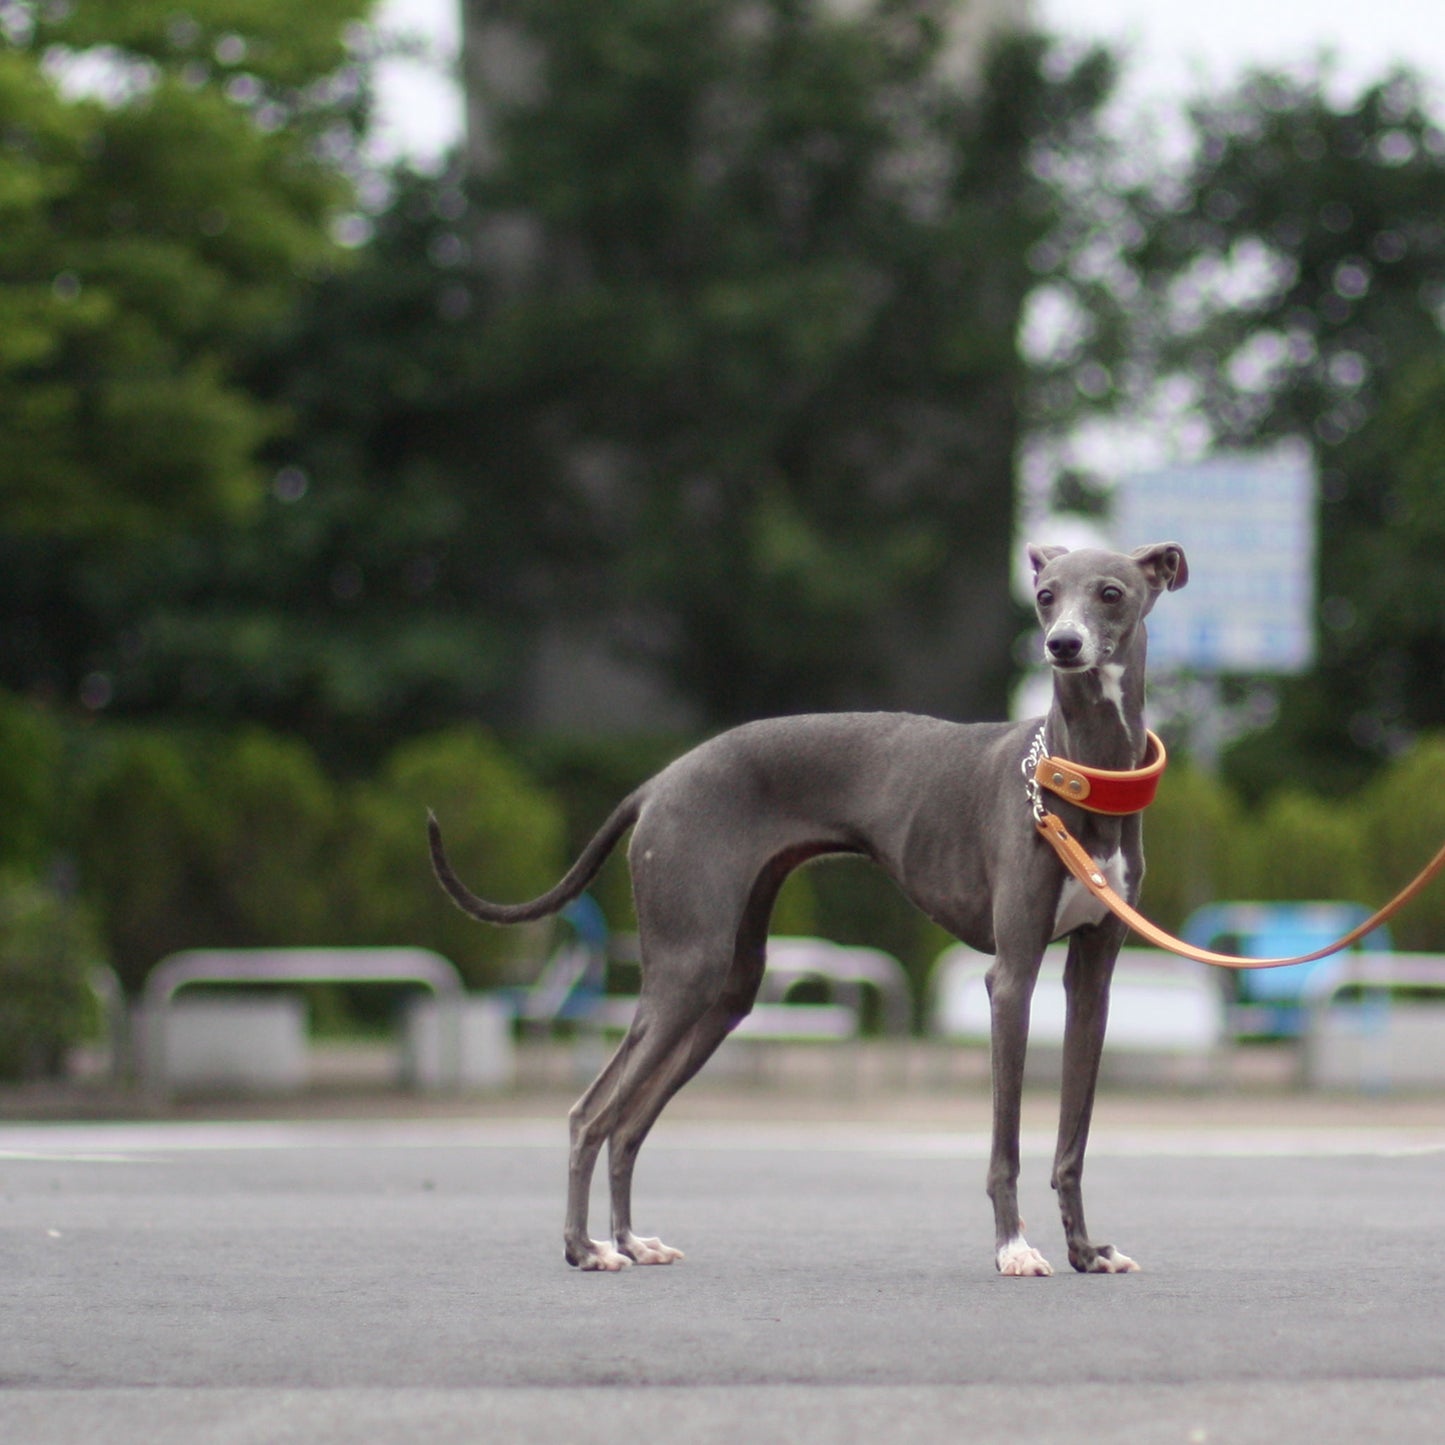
[138,948,468,1096]
[930,944,1228,1086]
[1304,953,1445,1091]
[154,995,309,1095]
[401,995,516,1091]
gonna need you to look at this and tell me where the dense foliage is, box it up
[4,3,1445,1047]
[8,695,1445,1026]
[0,873,100,1079]
[2,2,1122,761]
[1121,69,1445,791]
[0,0,369,538]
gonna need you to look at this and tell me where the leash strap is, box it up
[1035,809,1445,970]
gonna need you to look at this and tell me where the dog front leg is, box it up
[1054,928,1139,1274]
[986,951,1052,1277]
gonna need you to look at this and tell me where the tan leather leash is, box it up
[1025,726,1445,970]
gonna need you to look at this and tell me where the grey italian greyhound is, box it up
[429,541,1188,1275]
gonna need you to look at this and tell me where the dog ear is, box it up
[1131,542,1188,593]
[1027,544,1069,582]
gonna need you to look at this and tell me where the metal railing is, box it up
[137,947,466,1095]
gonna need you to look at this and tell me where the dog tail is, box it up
[427,792,643,926]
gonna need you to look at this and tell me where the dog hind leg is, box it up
[562,926,748,1271]
[607,931,769,1264]
[587,861,778,1268]
[565,992,722,1271]
[564,1034,651,1271]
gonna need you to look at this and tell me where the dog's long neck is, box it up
[1043,635,1147,773]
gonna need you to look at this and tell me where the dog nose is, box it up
[1047,631,1083,663]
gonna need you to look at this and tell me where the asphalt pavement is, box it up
[3,1070,1445,1443]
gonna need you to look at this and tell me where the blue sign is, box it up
[1113,453,1316,675]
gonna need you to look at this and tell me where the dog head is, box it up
[1027,542,1188,672]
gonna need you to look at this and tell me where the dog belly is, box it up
[1051,851,1127,940]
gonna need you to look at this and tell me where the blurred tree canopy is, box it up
[16,3,1443,794]
[0,1,1121,758]
[0,0,370,707]
[1122,69,1445,791]
[8,5,1445,1001]
[391,0,1114,727]
[0,0,370,537]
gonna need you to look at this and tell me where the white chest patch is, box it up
[1098,663,1126,722]
[1051,850,1129,940]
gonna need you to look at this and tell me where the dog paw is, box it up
[621,1234,685,1266]
[575,1240,633,1272]
[1075,1244,1140,1274]
[997,1237,1054,1277]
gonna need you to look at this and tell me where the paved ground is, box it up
[3,1072,1445,1442]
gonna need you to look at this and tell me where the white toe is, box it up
[627,1235,684,1265]
[579,1240,633,1272]
[997,1237,1054,1277]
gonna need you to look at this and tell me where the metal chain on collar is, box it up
[1022,722,1049,824]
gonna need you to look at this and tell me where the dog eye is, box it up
[1036,589,1054,608]
[1100,585,1123,604]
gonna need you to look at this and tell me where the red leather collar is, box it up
[1033,730,1167,816]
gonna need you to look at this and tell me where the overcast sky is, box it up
[1042,0,1443,97]
[367,0,1445,166]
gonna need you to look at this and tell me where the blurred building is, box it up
[456,1,1033,732]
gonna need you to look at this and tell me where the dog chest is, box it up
[1050,850,1128,940]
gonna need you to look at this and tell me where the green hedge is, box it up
[74,728,340,995]
[1142,745,1445,948]
[6,690,1445,1030]
[0,691,62,876]
[342,729,567,985]
[71,724,567,996]
[1134,759,1243,933]
[0,876,101,1080]
[1361,738,1445,951]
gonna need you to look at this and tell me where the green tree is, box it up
[235,3,1120,746]
[1127,67,1445,790]
[80,167,542,762]
[2,2,1120,754]
[453,2,1114,723]
[0,0,371,710]
[0,0,370,536]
